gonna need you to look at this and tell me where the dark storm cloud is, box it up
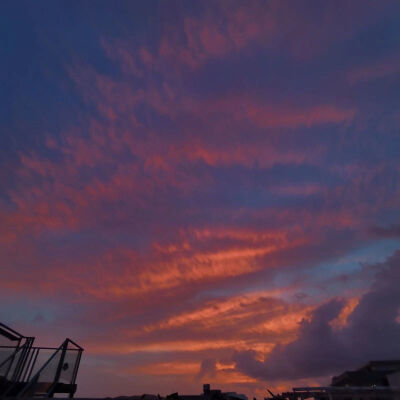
[371,224,400,238]
[234,250,400,381]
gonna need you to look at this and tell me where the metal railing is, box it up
[0,322,83,398]
[1,341,83,398]
[0,340,34,383]
[16,338,83,397]
[0,322,35,387]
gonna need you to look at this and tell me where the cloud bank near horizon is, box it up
[234,250,400,381]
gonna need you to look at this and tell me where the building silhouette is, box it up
[268,360,400,400]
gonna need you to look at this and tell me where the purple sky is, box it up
[1,1,400,397]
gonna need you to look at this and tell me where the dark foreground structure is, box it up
[268,360,400,400]
[0,322,83,398]
[65,384,248,400]
[165,383,248,400]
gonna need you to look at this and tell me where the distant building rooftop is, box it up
[266,360,400,400]
[331,360,400,387]
[165,384,248,400]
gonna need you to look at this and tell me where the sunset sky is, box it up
[1,1,400,398]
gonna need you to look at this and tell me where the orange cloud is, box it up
[329,297,360,330]
[64,235,293,300]
[133,361,200,376]
[144,289,295,332]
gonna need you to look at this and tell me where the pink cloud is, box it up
[347,56,400,84]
